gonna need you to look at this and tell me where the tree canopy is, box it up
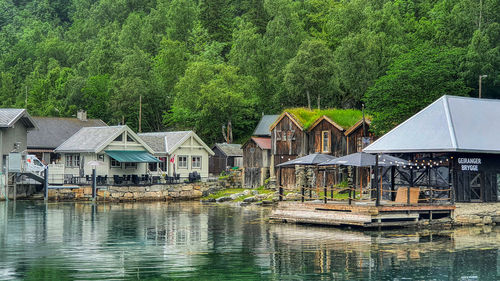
[0,0,498,143]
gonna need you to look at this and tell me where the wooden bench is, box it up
[395,187,420,204]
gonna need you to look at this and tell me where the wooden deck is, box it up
[269,201,455,228]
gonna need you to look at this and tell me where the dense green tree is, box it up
[1,0,500,140]
[167,61,258,143]
[199,0,234,44]
[364,45,471,135]
[282,39,335,109]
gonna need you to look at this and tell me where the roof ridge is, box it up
[442,96,458,149]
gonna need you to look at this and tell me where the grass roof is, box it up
[284,108,364,130]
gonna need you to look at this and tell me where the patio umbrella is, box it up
[277,153,337,167]
[319,152,408,167]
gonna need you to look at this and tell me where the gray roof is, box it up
[0,108,35,128]
[319,152,409,167]
[253,115,280,136]
[277,153,336,167]
[214,143,243,157]
[55,126,125,153]
[138,131,191,154]
[28,117,107,149]
[364,95,500,154]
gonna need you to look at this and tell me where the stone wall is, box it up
[47,181,226,202]
[453,203,500,226]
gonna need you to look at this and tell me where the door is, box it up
[470,172,483,202]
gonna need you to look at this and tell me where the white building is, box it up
[138,131,214,179]
[54,125,159,183]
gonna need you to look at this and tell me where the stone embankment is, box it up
[452,203,500,226]
[46,182,224,202]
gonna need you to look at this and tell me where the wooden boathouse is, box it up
[364,95,500,203]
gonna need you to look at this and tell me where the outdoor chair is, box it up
[174,173,180,183]
[85,175,91,183]
[193,171,201,181]
[113,175,122,185]
[132,175,139,185]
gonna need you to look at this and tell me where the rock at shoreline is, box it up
[216,196,232,203]
[243,196,258,203]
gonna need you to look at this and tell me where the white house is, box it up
[138,131,214,179]
[54,125,159,182]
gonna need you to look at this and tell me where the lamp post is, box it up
[479,74,487,98]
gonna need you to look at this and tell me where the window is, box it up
[110,158,121,168]
[125,162,137,169]
[178,156,188,169]
[126,134,134,142]
[282,131,287,141]
[65,154,80,167]
[113,134,123,142]
[321,131,330,153]
[192,156,202,169]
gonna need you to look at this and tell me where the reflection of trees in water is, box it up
[1,202,499,280]
[268,224,500,280]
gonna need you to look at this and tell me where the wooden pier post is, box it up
[448,157,454,204]
[390,166,396,201]
[92,168,97,200]
[428,167,433,204]
[408,166,413,206]
[324,187,327,204]
[44,167,48,200]
[278,167,283,201]
[301,187,305,202]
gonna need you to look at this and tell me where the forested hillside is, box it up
[0,0,498,142]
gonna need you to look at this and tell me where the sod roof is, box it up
[283,108,364,130]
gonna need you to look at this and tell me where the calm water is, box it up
[0,201,499,280]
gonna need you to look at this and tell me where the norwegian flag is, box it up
[170,155,175,163]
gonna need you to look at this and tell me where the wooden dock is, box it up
[269,201,455,228]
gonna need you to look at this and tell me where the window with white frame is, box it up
[178,155,188,168]
[65,154,80,167]
[192,156,202,169]
[110,158,121,168]
[322,131,330,153]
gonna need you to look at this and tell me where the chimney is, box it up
[77,110,87,121]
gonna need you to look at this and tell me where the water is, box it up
[0,201,499,280]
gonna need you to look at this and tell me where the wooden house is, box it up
[345,119,374,154]
[209,143,243,175]
[138,131,214,179]
[364,95,500,203]
[270,112,309,188]
[242,137,272,188]
[270,109,366,189]
[307,115,347,157]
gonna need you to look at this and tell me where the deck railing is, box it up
[278,184,453,206]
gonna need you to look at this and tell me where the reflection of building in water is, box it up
[268,224,500,280]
